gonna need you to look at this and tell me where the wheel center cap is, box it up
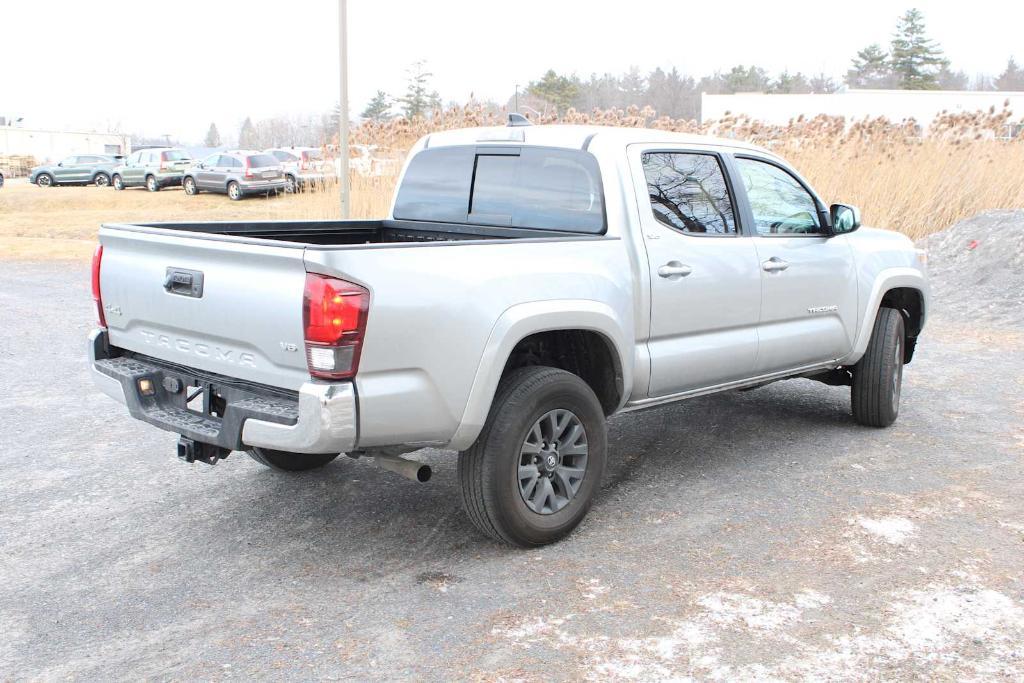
[545,454,558,470]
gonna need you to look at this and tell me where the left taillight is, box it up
[91,244,106,327]
[302,273,369,380]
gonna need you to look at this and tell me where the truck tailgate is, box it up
[99,227,311,391]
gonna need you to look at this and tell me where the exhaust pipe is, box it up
[373,455,431,483]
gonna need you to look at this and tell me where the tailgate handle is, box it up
[164,267,204,298]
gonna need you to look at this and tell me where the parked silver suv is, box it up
[112,148,193,191]
[182,151,286,200]
[265,147,327,192]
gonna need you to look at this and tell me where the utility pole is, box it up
[337,0,350,219]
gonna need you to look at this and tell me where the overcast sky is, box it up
[3,0,1021,142]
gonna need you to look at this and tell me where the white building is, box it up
[0,126,130,163]
[701,89,1024,131]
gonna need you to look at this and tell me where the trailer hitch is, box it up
[177,436,230,465]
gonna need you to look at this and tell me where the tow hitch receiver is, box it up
[177,436,230,465]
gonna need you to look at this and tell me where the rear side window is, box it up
[393,145,605,234]
[272,150,297,162]
[247,154,277,167]
[162,150,190,161]
[642,152,737,235]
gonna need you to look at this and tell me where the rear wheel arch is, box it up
[499,329,623,416]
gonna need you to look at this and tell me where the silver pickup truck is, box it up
[89,121,929,546]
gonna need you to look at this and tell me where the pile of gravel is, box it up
[918,210,1024,328]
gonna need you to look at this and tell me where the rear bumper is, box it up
[88,329,357,454]
[240,179,287,194]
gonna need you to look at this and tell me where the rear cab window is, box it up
[393,145,605,234]
[641,152,737,235]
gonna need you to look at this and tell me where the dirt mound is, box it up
[919,210,1024,328]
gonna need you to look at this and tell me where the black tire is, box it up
[145,175,159,192]
[852,307,905,428]
[246,448,340,472]
[94,172,110,187]
[183,176,198,195]
[112,174,124,191]
[285,174,297,193]
[458,366,607,547]
[227,181,242,201]
[36,173,53,187]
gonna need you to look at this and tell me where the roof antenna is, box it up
[507,112,532,127]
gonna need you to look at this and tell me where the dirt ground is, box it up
[1,245,1022,680]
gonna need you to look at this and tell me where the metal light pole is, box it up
[337,0,350,219]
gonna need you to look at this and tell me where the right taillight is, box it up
[91,244,106,328]
[302,273,369,380]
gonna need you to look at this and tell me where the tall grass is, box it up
[2,104,1021,259]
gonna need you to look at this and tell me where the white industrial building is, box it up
[701,89,1024,132]
[0,125,130,163]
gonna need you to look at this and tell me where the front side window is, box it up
[736,158,822,236]
[202,154,221,167]
[642,152,737,235]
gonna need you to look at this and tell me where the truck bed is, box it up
[125,219,580,246]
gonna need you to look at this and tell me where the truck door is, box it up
[630,146,762,397]
[732,155,858,373]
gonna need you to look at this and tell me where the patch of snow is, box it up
[855,515,917,545]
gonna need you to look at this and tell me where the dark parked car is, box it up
[112,148,193,191]
[182,151,286,200]
[29,154,124,187]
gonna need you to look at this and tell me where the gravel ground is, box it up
[2,238,1023,680]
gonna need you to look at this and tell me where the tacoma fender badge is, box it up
[808,305,839,315]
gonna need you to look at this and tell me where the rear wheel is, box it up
[112,174,124,190]
[246,448,340,472]
[285,175,297,193]
[36,173,53,187]
[458,366,607,547]
[852,307,905,427]
[94,172,110,187]
[227,181,242,200]
[145,175,159,192]
[183,176,198,195]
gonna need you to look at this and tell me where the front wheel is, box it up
[227,181,242,200]
[247,448,340,472]
[285,175,297,193]
[112,174,124,190]
[458,366,607,547]
[36,173,53,187]
[851,307,905,427]
[183,176,198,195]
[145,175,159,192]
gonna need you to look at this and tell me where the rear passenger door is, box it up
[733,155,859,372]
[630,146,763,397]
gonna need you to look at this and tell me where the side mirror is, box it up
[57,162,64,167]
[830,204,861,235]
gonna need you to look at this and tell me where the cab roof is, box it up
[420,124,774,156]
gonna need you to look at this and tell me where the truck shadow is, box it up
[186,379,859,573]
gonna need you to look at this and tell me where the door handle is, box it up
[658,262,693,278]
[762,257,789,273]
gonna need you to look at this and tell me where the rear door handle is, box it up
[762,257,789,273]
[658,262,693,278]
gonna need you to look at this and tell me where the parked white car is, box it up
[265,147,327,192]
[89,120,928,546]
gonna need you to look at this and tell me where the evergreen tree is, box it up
[360,90,392,121]
[723,65,770,93]
[995,57,1024,91]
[889,8,948,89]
[237,117,257,149]
[769,71,812,94]
[398,61,435,119]
[203,122,221,147]
[809,73,839,94]
[526,69,581,113]
[847,44,893,88]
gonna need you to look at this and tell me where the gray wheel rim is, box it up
[39,175,51,186]
[229,184,239,199]
[147,177,156,191]
[184,178,194,194]
[96,174,108,186]
[518,409,588,515]
[114,177,122,189]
